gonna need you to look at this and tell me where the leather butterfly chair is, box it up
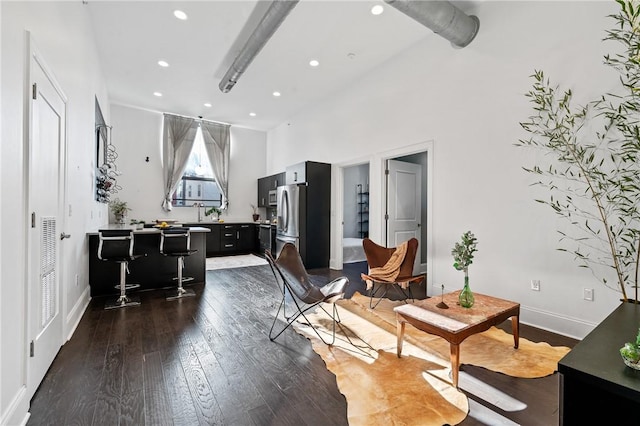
[266,243,349,345]
[360,237,425,308]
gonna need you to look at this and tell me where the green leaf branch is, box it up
[452,231,478,276]
[516,0,640,301]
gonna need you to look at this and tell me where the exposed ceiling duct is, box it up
[384,0,479,48]
[219,0,299,93]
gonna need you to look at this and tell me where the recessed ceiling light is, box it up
[249,112,256,117]
[153,92,163,97]
[158,60,169,67]
[204,103,212,108]
[309,59,320,67]
[371,5,384,15]
[273,91,281,97]
[173,10,188,20]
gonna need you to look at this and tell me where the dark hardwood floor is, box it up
[28,261,577,426]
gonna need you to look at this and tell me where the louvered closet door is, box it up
[27,40,67,399]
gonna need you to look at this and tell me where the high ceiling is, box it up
[86,1,474,131]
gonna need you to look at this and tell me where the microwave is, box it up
[268,189,277,206]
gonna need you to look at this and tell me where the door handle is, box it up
[60,232,71,240]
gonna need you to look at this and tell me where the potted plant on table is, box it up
[206,206,222,222]
[452,231,478,308]
[251,204,260,222]
[109,198,130,225]
[620,328,640,370]
[130,219,145,230]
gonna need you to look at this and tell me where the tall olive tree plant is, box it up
[516,0,640,302]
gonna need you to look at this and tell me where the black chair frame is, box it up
[98,229,143,309]
[368,281,415,309]
[160,227,197,300]
[265,244,348,346]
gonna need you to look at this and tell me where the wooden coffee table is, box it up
[394,290,520,388]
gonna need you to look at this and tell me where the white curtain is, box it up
[161,114,199,211]
[200,120,231,209]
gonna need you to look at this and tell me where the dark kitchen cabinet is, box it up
[182,223,220,256]
[257,172,285,207]
[220,223,257,253]
[282,161,332,269]
[220,224,239,252]
[238,224,257,251]
[205,224,221,255]
[183,223,256,256]
[257,177,269,207]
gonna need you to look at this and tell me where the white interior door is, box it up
[27,42,67,399]
[386,159,421,272]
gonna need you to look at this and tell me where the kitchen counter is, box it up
[87,225,212,235]
[87,226,209,297]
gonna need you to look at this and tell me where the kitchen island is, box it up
[87,226,210,297]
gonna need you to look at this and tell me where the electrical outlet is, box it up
[584,288,594,301]
[530,280,540,291]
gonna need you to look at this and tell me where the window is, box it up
[171,128,222,207]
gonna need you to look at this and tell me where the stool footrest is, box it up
[171,276,194,283]
[166,288,196,301]
[114,283,141,290]
[105,294,141,310]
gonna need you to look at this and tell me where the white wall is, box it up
[1,2,108,424]
[111,104,267,224]
[267,1,620,339]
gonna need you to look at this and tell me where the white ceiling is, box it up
[86,1,473,131]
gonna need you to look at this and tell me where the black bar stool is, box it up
[97,229,144,309]
[160,227,197,300]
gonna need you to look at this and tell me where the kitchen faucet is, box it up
[193,202,204,222]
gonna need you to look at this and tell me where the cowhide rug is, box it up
[292,292,571,426]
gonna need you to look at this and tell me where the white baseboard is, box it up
[65,286,91,341]
[1,385,30,426]
[329,258,342,270]
[520,305,596,341]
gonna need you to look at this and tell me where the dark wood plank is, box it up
[119,389,145,426]
[156,332,200,426]
[120,306,144,396]
[62,308,117,426]
[142,351,173,425]
[91,342,123,424]
[175,336,223,425]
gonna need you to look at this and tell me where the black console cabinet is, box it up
[558,301,640,425]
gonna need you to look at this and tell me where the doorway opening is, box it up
[342,163,370,266]
[380,141,433,292]
[331,141,432,294]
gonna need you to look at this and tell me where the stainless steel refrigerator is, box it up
[275,162,331,268]
[275,184,302,255]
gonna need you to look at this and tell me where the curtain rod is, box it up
[163,111,230,127]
